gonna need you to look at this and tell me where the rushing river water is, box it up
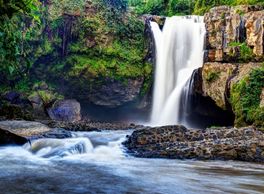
[0,130,264,194]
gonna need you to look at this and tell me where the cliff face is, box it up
[204,5,264,62]
[202,5,264,128]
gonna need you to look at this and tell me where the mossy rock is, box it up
[230,65,264,128]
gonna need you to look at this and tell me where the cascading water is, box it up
[150,16,205,126]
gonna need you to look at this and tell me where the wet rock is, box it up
[89,78,144,108]
[123,125,264,162]
[0,120,72,145]
[47,99,81,122]
[0,128,28,145]
[37,128,72,139]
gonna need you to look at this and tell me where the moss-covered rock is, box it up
[230,64,264,129]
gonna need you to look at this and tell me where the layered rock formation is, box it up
[201,5,264,128]
[124,125,264,162]
[204,5,263,62]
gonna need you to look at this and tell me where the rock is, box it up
[0,120,51,138]
[42,120,145,131]
[89,78,144,108]
[38,128,72,139]
[244,10,264,58]
[123,125,264,162]
[0,120,72,145]
[260,88,264,108]
[3,91,20,103]
[142,15,166,28]
[204,5,264,63]
[28,92,47,119]
[47,99,81,122]
[202,62,237,109]
[0,129,28,145]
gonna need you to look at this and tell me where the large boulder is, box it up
[0,120,72,145]
[0,120,51,137]
[47,99,81,122]
[123,125,264,162]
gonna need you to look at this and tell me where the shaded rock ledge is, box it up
[0,120,71,145]
[123,125,264,162]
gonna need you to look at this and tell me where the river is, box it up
[0,130,263,194]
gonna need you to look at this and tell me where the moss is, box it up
[230,66,264,128]
[205,71,220,82]
[235,8,245,16]
[228,42,254,62]
[221,12,225,19]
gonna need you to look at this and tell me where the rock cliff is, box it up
[201,5,264,128]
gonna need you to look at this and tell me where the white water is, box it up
[0,131,264,194]
[150,16,205,126]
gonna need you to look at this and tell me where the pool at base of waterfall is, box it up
[0,130,263,194]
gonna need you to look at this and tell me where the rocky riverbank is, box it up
[123,125,264,162]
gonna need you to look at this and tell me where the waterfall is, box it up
[150,16,205,126]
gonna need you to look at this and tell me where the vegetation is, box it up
[0,0,152,96]
[128,0,264,16]
[228,42,254,62]
[230,66,264,129]
[205,71,220,82]
[0,0,41,90]
[194,0,264,15]
[128,0,193,16]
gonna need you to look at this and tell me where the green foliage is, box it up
[128,0,192,16]
[193,0,264,15]
[0,0,41,87]
[0,0,39,19]
[167,0,193,16]
[48,0,87,18]
[0,0,151,98]
[230,66,264,128]
[229,42,254,62]
[205,71,220,82]
[101,0,128,12]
